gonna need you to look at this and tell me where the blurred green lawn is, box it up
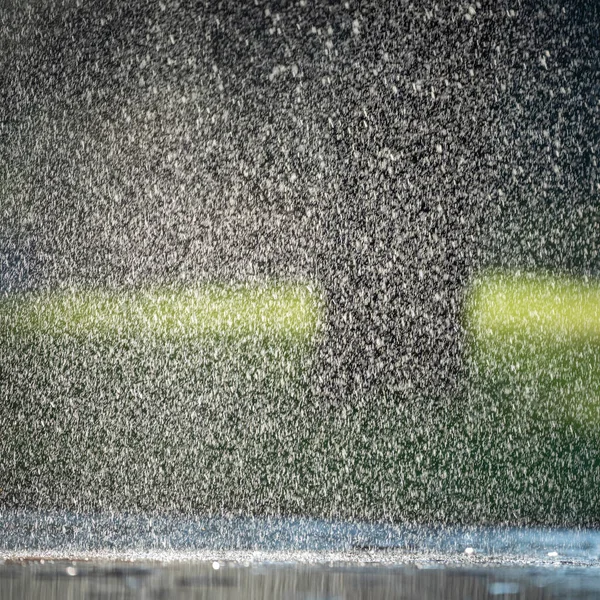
[465,271,600,432]
[2,282,323,341]
[1,274,599,525]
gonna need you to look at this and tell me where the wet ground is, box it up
[2,511,599,599]
[3,558,600,600]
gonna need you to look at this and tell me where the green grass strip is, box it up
[465,270,600,344]
[0,282,324,342]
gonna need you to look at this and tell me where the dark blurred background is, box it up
[1,0,599,523]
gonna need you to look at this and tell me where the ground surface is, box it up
[2,511,600,598]
[2,556,600,599]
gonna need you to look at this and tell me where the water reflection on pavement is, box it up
[2,559,600,600]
